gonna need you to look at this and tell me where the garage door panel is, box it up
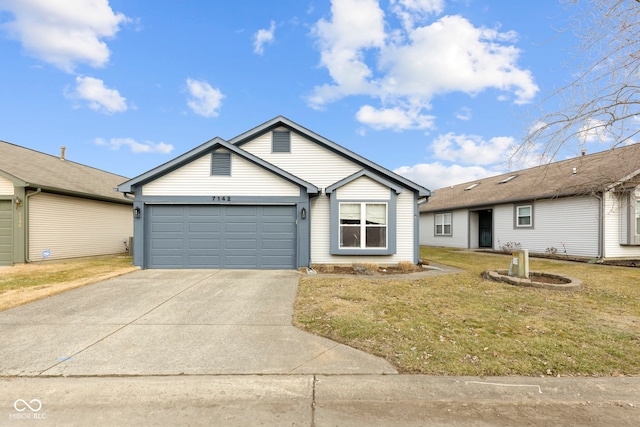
[147,205,296,269]
[188,239,220,249]
[152,223,183,232]
[188,255,221,266]
[262,239,294,250]
[263,223,295,234]
[226,239,257,250]
[151,238,183,249]
[189,223,219,232]
[225,255,258,266]
[151,255,184,266]
[226,222,257,233]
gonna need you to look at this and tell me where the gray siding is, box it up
[493,196,600,257]
[419,210,469,248]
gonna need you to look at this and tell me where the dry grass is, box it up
[294,247,640,376]
[397,260,423,273]
[0,255,136,311]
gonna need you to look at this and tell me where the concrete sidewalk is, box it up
[3,375,638,426]
[0,269,396,376]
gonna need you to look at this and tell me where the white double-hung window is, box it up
[435,213,452,236]
[339,202,387,249]
[516,205,532,227]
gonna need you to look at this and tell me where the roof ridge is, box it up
[445,143,639,190]
[0,139,129,179]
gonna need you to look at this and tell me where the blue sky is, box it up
[0,0,590,190]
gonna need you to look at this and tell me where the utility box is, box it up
[509,249,529,278]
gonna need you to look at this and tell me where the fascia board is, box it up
[325,169,404,194]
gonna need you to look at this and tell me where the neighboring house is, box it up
[420,143,640,260]
[0,141,133,266]
[118,116,430,270]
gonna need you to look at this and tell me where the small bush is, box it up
[397,261,422,272]
[500,241,521,253]
[353,263,379,275]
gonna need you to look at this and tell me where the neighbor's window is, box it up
[339,203,387,249]
[516,205,532,227]
[435,213,452,236]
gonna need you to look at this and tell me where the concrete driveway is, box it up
[0,269,396,376]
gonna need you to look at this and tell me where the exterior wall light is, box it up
[133,207,141,219]
[14,197,23,208]
[301,207,306,219]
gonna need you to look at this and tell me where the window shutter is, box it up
[272,130,291,153]
[211,151,231,176]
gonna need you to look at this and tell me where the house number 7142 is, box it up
[212,196,231,202]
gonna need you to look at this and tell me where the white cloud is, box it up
[185,78,225,118]
[309,0,386,106]
[309,1,538,130]
[432,132,515,166]
[95,137,173,154]
[67,76,127,114]
[356,105,435,131]
[390,0,444,31]
[455,107,472,121]
[253,20,276,55]
[394,162,500,190]
[0,0,128,72]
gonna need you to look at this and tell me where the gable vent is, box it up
[272,130,291,153]
[211,151,231,176]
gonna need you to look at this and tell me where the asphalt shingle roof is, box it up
[421,143,640,212]
[0,140,131,203]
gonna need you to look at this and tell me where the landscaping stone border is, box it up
[482,269,582,291]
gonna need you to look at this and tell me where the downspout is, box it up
[24,188,42,263]
[591,190,604,260]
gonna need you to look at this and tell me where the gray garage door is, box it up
[146,205,296,269]
[0,200,12,265]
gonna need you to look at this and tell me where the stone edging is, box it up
[482,269,582,291]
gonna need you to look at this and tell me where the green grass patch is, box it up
[294,247,640,376]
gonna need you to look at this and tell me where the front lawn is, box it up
[293,247,640,376]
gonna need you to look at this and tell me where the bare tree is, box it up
[521,0,640,160]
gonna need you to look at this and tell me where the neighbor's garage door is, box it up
[146,205,296,269]
[0,200,12,265]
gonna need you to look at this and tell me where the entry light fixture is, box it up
[301,207,307,219]
[133,207,141,219]
[14,197,23,208]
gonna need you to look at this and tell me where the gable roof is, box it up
[421,143,640,213]
[118,137,320,194]
[230,116,431,197]
[0,140,130,203]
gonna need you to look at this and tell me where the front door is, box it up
[478,209,492,248]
